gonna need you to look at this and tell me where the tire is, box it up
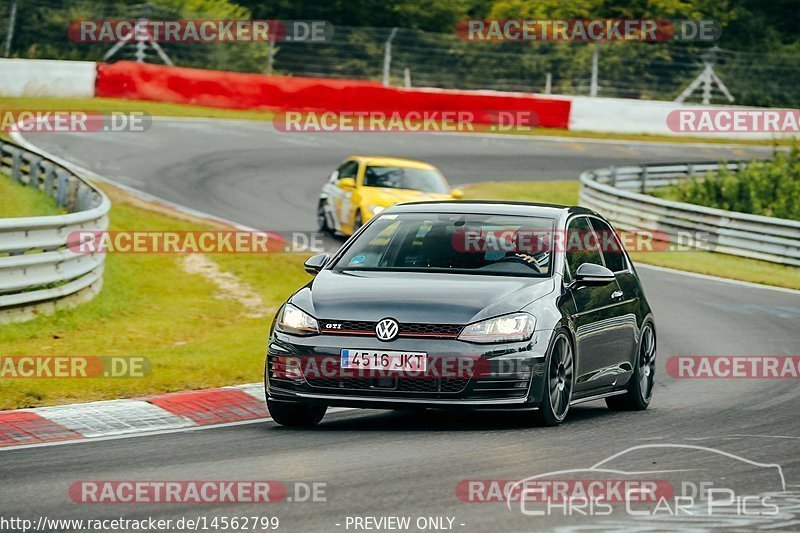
[317,200,332,234]
[534,330,574,426]
[353,211,363,232]
[606,322,656,411]
[267,399,327,427]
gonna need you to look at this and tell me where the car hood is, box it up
[368,188,452,205]
[291,270,555,324]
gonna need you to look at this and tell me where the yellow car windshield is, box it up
[363,166,448,194]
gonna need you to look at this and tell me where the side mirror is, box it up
[304,254,330,275]
[570,263,615,288]
[338,177,356,190]
[450,188,464,199]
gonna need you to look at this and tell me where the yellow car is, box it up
[317,156,463,235]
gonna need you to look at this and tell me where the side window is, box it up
[337,161,359,181]
[565,216,604,279]
[590,218,627,272]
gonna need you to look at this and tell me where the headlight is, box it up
[369,205,385,215]
[458,313,535,344]
[276,304,319,335]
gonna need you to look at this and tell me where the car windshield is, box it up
[333,212,555,277]
[363,166,449,194]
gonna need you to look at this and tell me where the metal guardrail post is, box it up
[11,148,21,182]
[56,169,68,206]
[27,155,42,188]
[640,166,648,193]
[383,27,399,87]
[43,163,56,197]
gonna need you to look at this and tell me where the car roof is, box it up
[349,156,439,170]
[384,200,597,219]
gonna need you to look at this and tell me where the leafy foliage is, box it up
[653,145,800,221]
[1,0,799,105]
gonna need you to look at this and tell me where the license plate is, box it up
[341,349,427,372]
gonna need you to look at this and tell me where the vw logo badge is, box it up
[375,318,399,341]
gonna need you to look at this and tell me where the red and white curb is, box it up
[0,383,277,450]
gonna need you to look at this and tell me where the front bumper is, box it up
[265,330,553,410]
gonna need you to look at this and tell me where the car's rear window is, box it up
[333,212,555,277]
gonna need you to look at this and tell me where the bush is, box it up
[653,145,800,221]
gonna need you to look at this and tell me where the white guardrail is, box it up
[0,139,110,323]
[579,161,800,267]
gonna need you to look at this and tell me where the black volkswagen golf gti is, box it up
[265,201,656,427]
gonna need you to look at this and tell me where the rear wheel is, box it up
[606,322,655,411]
[353,211,363,233]
[267,399,327,427]
[534,331,574,426]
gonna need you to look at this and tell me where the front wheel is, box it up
[606,322,656,411]
[534,331,574,426]
[317,201,332,234]
[267,399,327,427]
[353,211,363,233]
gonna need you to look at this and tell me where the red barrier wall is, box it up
[96,61,571,129]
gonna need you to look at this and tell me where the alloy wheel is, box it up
[638,324,656,402]
[548,334,574,420]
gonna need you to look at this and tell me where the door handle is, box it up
[611,290,624,300]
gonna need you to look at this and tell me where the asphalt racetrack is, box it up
[4,120,798,531]
[21,118,772,230]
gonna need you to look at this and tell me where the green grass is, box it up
[462,180,800,290]
[626,249,800,288]
[0,96,793,146]
[0,175,63,217]
[462,180,579,206]
[0,96,277,122]
[491,126,796,147]
[0,182,310,410]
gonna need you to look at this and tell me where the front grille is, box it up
[400,378,469,393]
[319,320,462,339]
[306,377,470,394]
[401,323,463,337]
[307,377,372,389]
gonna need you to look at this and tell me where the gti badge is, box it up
[375,318,399,341]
